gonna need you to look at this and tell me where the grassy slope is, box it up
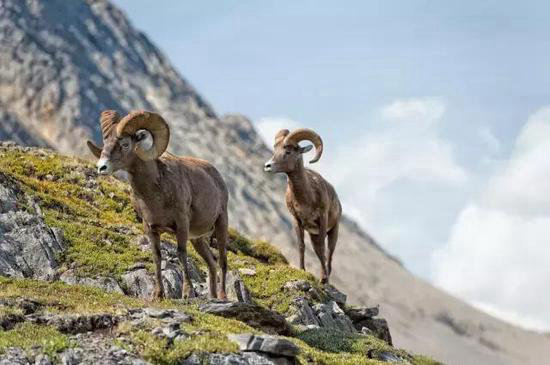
[0,146,441,365]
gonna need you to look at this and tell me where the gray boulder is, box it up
[199,301,291,335]
[59,270,124,294]
[183,352,294,365]
[228,334,299,358]
[226,270,253,304]
[0,172,65,280]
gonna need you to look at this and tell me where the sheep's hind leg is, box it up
[326,222,339,280]
[214,211,229,300]
[191,237,218,299]
[293,218,306,270]
[146,227,165,300]
[176,227,196,299]
[310,233,329,284]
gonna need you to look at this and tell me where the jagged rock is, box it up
[60,349,81,365]
[128,308,192,326]
[199,301,291,335]
[286,297,320,327]
[0,348,29,365]
[143,308,173,319]
[364,318,392,346]
[34,354,52,365]
[0,172,65,280]
[313,301,356,333]
[68,333,150,365]
[159,266,184,299]
[226,270,253,303]
[122,239,207,299]
[283,280,311,292]
[345,305,380,321]
[323,285,347,306]
[59,270,124,294]
[121,269,156,298]
[228,334,299,358]
[345,305,392,345]
[151,322,188,343]
[182,352,294,365]
[26,313,120,334]
[287,298,358,333]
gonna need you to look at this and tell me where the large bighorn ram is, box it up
[264,129,342,284]
[87,110,229,300]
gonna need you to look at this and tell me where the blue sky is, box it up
[114,0,550,330]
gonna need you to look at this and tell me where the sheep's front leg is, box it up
[310,215,329,284]
[191,237,218,299]
[293,217,306,270]
[176,225,196,299]
[145,226,164,299]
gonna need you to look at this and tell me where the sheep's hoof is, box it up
[183,287,198,300]
[152,288,165,300]
[217,290,227,301]
[320,277,329,285]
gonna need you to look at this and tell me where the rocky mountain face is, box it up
[0,1,549,364]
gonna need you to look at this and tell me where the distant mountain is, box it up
[1,1,549,363]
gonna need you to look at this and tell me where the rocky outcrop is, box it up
[182,352,294,365]
[0,171,64,280]
[200,301,292,336]
[228,334,299,358]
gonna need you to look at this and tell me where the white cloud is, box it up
[478,125,501,155]
[255,116,301,149]
[323,97,467,228]
[381,97,445,128]
[433,107,550,331]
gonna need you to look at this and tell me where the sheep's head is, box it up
[86,110,170,175]
[264,128,323,174]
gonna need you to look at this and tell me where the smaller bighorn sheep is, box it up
[87,110,229,300]
[264,129,342,284]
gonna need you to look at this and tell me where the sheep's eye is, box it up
[121,142,129,149]
[285,149,291,155]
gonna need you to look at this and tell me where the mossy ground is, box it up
[0,323,72,358]
[0,146,441,364]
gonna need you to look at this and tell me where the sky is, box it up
[114,0,550,331]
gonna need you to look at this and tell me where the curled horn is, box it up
[116,110,170,161]
[284,128,324,163]
[274,129,290,146]
[100,110,120,139]
[86,110,120,159]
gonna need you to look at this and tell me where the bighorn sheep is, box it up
[264,129,342,284]
[87,110,228,300]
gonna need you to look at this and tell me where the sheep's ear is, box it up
[134,129,154,155]
[86,140,102,159]
[299,145,313,154]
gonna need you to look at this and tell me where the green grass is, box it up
[228,228,288,265]
[0,276,143,315]
[0,323,72,357]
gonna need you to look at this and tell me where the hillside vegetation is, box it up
[0,143,441,364]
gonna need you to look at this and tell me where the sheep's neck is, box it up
[127,159,161,199]
[287,165,314,203]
